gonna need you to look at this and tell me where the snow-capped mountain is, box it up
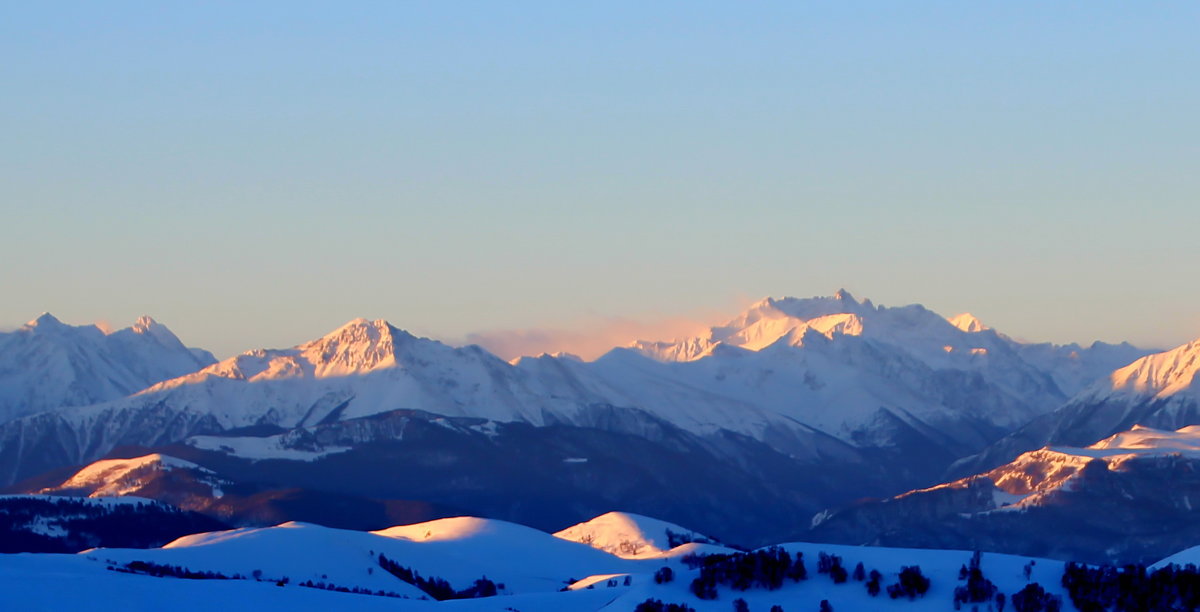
[0,313,215,423]
[0,316,857,486]
[957,337,1200,475]
[810,424,1200,564]
[0,294,1151,499]
[624,291,1148,454]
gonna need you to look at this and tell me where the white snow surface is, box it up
[553,511,721,559]
[1082,338,1200,401]
[0,515,1090,611]
[1153,544,1200,569]
[948,312,990,333]
[51,454,206,496]
[186,433,352,461]
[96,517,653,597]
[0,314,214,424]
[37,454,227,499]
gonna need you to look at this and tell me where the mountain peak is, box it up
[1104,338,1200,399]
[24,312,64,329]
[296,318,413,377]
[133,315,159,330]
[948,312,990,333]
[327,317,395,336]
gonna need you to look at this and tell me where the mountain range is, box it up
[4,291,1199,559]
[0,313,214,423]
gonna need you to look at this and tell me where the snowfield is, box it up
[1,510,1158,611]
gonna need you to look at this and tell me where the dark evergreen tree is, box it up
[852,562,865,582]
[866,569,882,597]
[887,566,931,600]
[635,599,665,612]
[733,598,749,612]
[655,566,675,584]
[787,553,807,582]
[954,550,997,606]
[1011,582,1061,612]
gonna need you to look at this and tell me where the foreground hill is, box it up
[10,510,1174,611]
[554,511,723,559]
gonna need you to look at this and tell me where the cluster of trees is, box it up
[377,553,499,600]
[1011,583,1061,612]
[865,568,884,597]
[954,550,999,609]
[887,566,931,600]
[679,547,935,606]
[294,579,407,599]
[0,496,226,553]
[633,599,695,612]
[1061,561,1200,611]
[115,560,410,597]
[683,547,807,599]
[664,528,718,549]
[816,553,847,583]
[114,560,236,580]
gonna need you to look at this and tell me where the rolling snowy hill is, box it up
[0,510,1127,611]
[554,511,724,559]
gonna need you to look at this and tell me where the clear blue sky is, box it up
[3,2,1198,358]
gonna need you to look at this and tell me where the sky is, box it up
[2,2,1198,359]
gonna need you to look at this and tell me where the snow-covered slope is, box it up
[962,337,1200,475]
[554,511,721,559]
[0,314,214,423]
[0,515,1086,612]
[38,453,229,499]
[974,424,1200,511]
[95,517,641,596]
[1084,338,1200,403]
[812,424,1200,564]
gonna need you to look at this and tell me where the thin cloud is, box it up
[463,315,718,362]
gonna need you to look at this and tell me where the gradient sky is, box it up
[3,2,1198,358]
